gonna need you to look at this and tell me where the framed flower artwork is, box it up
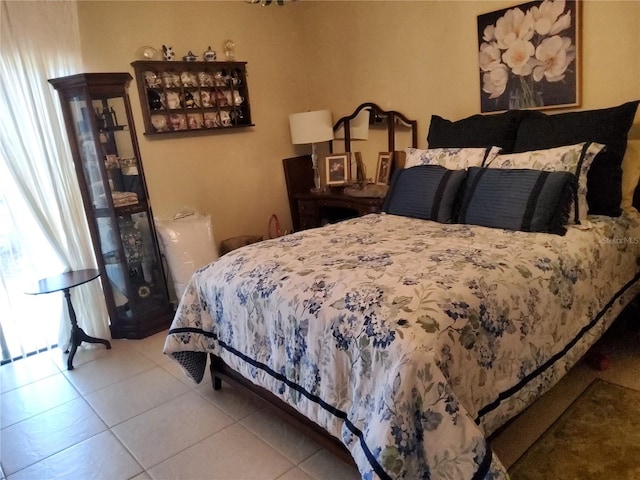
[478,0,581,113]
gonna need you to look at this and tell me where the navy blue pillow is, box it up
[427,110,528,153]
[458,167,574,235]
[513,100,640,216]
[383,165,467,223]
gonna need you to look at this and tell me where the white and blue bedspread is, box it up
[164,212,640,479]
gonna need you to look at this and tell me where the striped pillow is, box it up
[485,142,605,223]
[382,165,467,223]
[458,167,574,235]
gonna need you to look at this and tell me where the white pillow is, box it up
[486,142,605,222]
[404,146,501,170]
[155,213,219,301]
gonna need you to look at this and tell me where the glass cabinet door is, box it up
[50,73,173,339]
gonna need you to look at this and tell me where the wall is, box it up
[76,0,640,240]
[299,0,640,173]
[77,1,312,241]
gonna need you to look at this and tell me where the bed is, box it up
[164,101,640,479]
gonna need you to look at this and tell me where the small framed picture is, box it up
[375,152,393,185]
[325,153,350,186]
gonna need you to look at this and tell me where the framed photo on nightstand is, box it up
[375,152,393,185]
[325,153,350,186]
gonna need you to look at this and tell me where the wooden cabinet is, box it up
[49,72,173,339]
[131,60,253,135]
[294,193,384,230]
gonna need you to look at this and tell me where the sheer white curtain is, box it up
[0,0,110,361]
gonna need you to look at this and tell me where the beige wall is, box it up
[76,0,640,241]
[77,1,312,241]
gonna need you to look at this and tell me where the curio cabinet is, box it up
[49,73,173,339]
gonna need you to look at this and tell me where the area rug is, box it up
[508,379,640,479]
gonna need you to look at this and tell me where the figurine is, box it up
[198,71,213,87]
[203,46,217,62]
[222,39,235,60]
[183,91,198,109]
[180,71,197,87]
[162,45,175,61]
[183,51,197,62]
[151,115,168,132]
[144,71,161,88]
[165,91,180,109]
[200,90,213,108]
[147,90,163,110]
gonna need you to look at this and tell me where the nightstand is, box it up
[294,192,384,231]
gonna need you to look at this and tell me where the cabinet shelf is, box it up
[131,60,253,135]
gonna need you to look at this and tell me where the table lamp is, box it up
[289,110,334,192]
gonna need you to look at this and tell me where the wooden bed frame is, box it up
[209,353,355,465]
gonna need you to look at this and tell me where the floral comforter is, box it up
[164,212,640,480]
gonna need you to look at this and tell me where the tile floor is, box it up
[1,323,638,479]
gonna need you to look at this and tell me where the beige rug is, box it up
[509,379,640,479]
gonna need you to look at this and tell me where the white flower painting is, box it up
[478,0,580,113]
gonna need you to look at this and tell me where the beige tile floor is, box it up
[1,323,638,479]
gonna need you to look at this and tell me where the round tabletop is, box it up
[26,269,101,295]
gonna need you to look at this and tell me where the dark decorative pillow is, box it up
[382,165,467,223]
[427,110,527,153]
[458,167,574,235]
[513,100,640,216]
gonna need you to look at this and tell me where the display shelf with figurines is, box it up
[131,60,253,135]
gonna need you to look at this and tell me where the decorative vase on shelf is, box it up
[119,217,143,264]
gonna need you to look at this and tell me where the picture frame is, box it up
[325,153,350,186]
[375,152,393,185]
[478,0,581,113]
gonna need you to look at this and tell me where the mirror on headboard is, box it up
[332,102,418,178]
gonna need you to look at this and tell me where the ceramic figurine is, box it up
[183,51,197,62]
[144,71,161,88]
[220,110,231,127]
[165,91,180,109]
[147,90,163,110]
[203,46,217,62]
[213,71,227,86]
[200,90,213,108]
[187,115,200,129]
[180,71,197,87]
[162,45,175,61]
[183,91,198,109]
[169,114,186,130]
[198,71,213,87]
[203,113,216,128]
[151,115,168,132]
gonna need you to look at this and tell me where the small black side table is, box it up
[26,269,111,370]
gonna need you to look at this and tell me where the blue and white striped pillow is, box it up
[458,167,574,235]
[383,165,467,223]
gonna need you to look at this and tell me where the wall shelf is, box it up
[131,60,253,135]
